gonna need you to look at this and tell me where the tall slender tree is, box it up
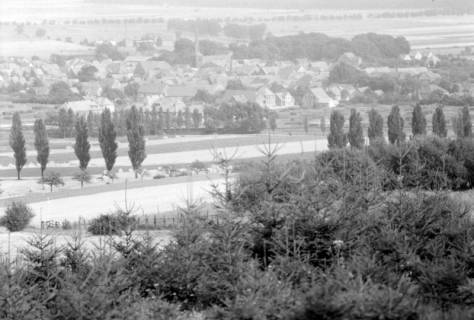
[9,112,27,180]
[327,110,347,149]
[66,108,76,137]
[98,108,118,173]
[184,107,192,129]
[453,107,472,139]
[165,109,171,131]
[86,111,95,137]
[58,108,68,138]
[192,109,202,129]
[150,105,158,135]
[432,105,447,137]
[367,108,384,144]
[411,103,426,136]
[387,105,405,144]
[126,106,146,178]
[74,116,91,170]
[462,106,472,138]
[348,109,364,149]
[303,115,309,134]
[176,110,184,128]
[158,107,164,132]
[33,119,49,178]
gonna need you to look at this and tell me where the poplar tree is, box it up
[74,116,91,170]
[126,106,146,178]
[158,107,164,132]
[462,106,472,138]
[192,109,202,129]
[67,108,76,137]
[348,109,364,149]
[98,108,118,173]
[327,110,347,149]
[33,119,49,178]
[432,105,447,137]
[453,106,472,139]
[368,108,384,144]
[176,110,184,128]
[165,110,171,130]
[58,108,68,138]
[151,105,158,135]
[9,112,27,180]
[411,103,426,136]
[303,115,309,134]
[387,105,405,144]
[184,107,192,129]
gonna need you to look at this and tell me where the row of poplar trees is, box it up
[327,104,471,149]
[9,106,147,180]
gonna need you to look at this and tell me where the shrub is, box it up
[87,210,136,235]
[0,201,34,232]
[39,171,65,192]
[315,148,380,187]
[448,138,474,188]
[72,170,91,188]
[368,137,474,190]
[356,193,474,308]
[153,212,251,309]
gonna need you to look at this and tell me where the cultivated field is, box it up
[1,0,474,57]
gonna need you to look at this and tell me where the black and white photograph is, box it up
[0,0,474,318]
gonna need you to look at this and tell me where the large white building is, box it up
[62,97,115,115]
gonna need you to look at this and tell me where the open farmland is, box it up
[1,0,474,56]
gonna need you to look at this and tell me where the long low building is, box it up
[62,97,115,115]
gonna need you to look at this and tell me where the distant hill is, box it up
[85,0,474,10]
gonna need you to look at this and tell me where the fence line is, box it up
[40,210,222,232]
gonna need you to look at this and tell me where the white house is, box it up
[256,87,277,109]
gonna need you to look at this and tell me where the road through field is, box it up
[0,177,223,227]
[0,138,327,171]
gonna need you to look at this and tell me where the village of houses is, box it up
[0,33,456,134]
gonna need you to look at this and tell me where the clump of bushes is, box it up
[0,201,34,232]
[87,210,136,235]
[368,137,474,190]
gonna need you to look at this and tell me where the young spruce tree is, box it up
[126,106,146,178]
[33,119,50,178]
[367,108,384,144]
[432,105,447,137]
[348,109,364,149]
[411,103,426,136]
[74,116,91,170]
[98,108,118,173]
[9,112,27,180]
[387,105,405,144]
[327,110,347,149]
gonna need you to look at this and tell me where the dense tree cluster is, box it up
[203,102,268,133]
[223,23,267,40]
[230,32,410,61]
[167,18,221,36]
[158,38,196,66]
